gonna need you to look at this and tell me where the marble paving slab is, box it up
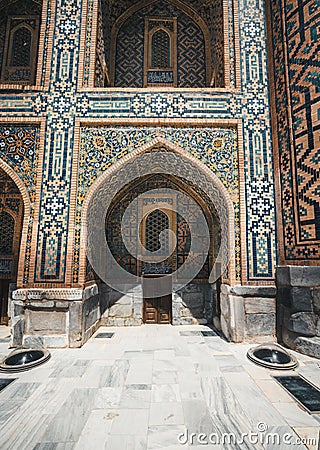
[0,324,318,449]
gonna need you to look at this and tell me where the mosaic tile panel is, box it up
[0,126,39,282]
[0,126,39,199]
[79,127,238,193]
[270,0,320,261]
[34,0,84,282]
[177,13,206,88]
[238,0,276,279]
[114,9,144,87]
[0,211,14,254]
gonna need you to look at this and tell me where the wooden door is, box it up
[143,295,172,324]
[142,274,172,324]
[157,295,171,324]
[144,297,158,324]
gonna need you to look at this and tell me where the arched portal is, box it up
[81,140,235,328]
[105,173,221,324]
[0,167,25,324]
[95,0,225,88]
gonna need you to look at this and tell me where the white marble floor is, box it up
[0,325,319,450]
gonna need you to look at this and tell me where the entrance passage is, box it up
[143,274,172,324]
[105,173,222,326]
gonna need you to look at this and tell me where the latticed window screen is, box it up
[10,26,32,67]
[151,29,170,68]
[106,175,213,278]
[0,212,14,254]
[146,209,169,255]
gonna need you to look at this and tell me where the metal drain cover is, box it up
[95,333,114,339]
[274,375,320,414]
[0,349,51,373]
[201,331,217,337]
[247,344,298,370]
[0,378,15,392]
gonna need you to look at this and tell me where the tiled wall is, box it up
[0,0,277,289]
[269,0,320,264]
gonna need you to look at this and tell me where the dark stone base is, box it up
[295,337,320,359]
[277,266,320,359]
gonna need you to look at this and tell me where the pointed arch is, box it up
[110,0,212,85]
[0,159,31,286]
[80,137,236,285]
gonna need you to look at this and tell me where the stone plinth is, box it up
[277,266,320,359]
[220,284,276,343]
[11,285,100,348]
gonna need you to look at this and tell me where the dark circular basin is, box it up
[0,349,51,373]
[247,344,298,370]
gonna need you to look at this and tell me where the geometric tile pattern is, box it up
[115,11,144,87]
[33,0,84,283]
[145,209,169,254]
[0,211,14,254]
[177,14,206,88]
[270,0,320,262]
[236,0,277,280]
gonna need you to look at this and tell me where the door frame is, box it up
[142,274,172,324]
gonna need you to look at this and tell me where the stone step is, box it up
[296,336,320,359]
